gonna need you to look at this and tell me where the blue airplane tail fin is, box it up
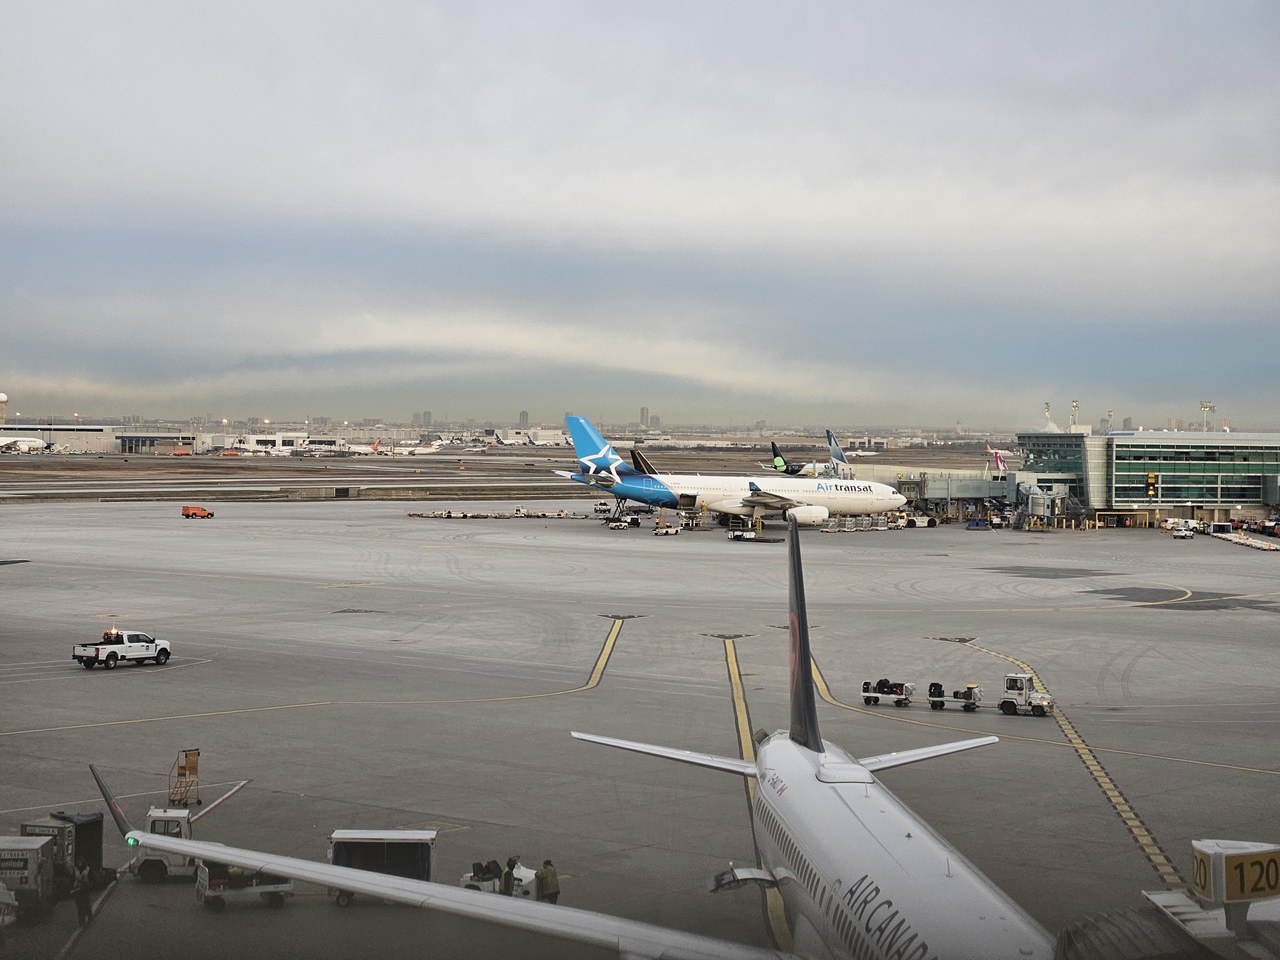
[786,516,823,751]
[826,430,849,465]
[565,416,644,481]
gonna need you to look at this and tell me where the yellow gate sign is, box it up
[1192,840,1280,904]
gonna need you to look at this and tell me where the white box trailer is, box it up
[326,829,436,908]
[0,836,54,919]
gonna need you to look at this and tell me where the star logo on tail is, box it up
[580,444,625,484]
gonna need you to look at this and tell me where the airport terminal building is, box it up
[1016,431,1280,521]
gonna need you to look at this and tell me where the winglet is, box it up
[89,764,137,837]
[787,516,823,751]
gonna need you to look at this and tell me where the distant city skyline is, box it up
[0,396,1253,437]
[3,4,1276,430]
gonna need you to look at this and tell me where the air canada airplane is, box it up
[90,518,1052,959]
[557,417,906,525]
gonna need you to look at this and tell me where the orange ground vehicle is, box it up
[181,505,215,519]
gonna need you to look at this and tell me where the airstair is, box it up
[168,748,201,807]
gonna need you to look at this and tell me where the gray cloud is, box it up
[2,1,1277,428]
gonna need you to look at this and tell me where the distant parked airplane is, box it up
[392,440,442,455]
[762,431,878,477]
[0,436,49,453]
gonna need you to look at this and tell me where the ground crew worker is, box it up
[72,860,92,926]
[535,859,560,904]
[500,857,517,896]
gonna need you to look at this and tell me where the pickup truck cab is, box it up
[73,628,171,669]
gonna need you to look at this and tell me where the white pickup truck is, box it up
[73,628,171,669]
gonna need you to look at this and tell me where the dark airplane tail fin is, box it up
[786,516,823,751]
[631,447,659,475]
[770,442,789,473]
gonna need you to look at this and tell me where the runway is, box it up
[2,499,1278,958]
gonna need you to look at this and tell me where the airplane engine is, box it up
[784,505,829,526]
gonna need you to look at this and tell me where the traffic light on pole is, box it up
[1146,472,1156,497]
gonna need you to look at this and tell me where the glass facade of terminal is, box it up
[1019,435,1088,500]
[1017,432,1280,511]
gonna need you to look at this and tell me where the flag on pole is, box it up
[987,444,1008,473]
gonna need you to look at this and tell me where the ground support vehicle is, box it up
[327,830,435,907]
[133,808,196,883]
[998,674,1056,716]
[861,679,916,707]
[19,813,103,897]
[181,505,214,518]
[0,836,54,920]
[906,514,938,528]
[926,682,983,711]
[1172,527,1194,539]
[653,525,679,536]
[196,860,293,912]
[72,628,171,669]
[459,858,538,898]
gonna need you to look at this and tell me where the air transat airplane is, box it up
[558,417,905,525]
[90,517,1052,959]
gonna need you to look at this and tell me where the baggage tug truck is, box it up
[133,808,197,883]
[997,673,1055,716]
[73,628,171,669]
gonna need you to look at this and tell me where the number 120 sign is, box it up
[1192,840,1280,904]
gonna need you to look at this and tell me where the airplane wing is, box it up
[856,736,998,773]
[570,732,758,777]
[554,469,618,489]
[741,483,804,511]
[90,766,785,960]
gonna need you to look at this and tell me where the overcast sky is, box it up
[2,2,1276,431]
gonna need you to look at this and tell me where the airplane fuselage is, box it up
[753,735,1052,960]
[0,437,48,453]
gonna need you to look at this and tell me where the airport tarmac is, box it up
[2,499,1279,959]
